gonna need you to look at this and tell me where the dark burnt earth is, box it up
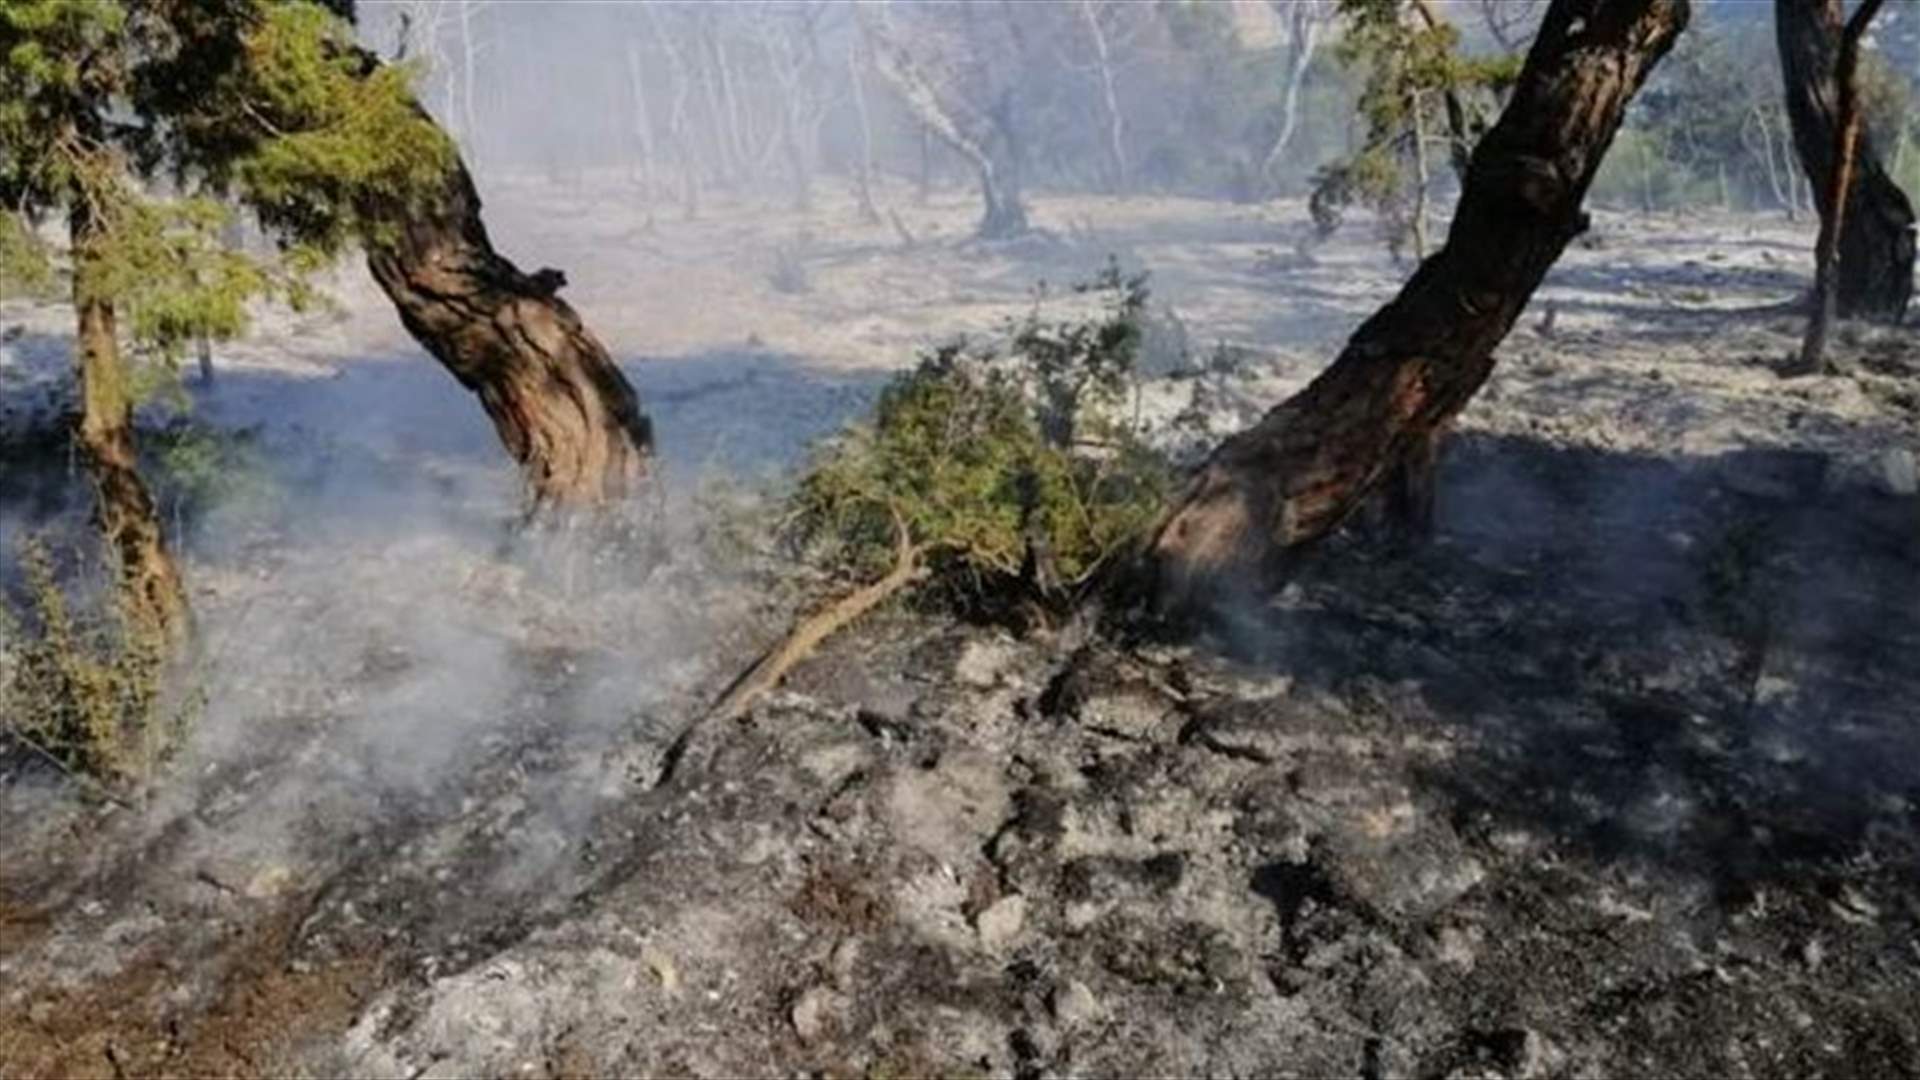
[4,425,1917,1079]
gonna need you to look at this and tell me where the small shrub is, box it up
[790,262,1171,615]
[704,265,1172,724]
[148,419,278,530]
[0,538,192,792]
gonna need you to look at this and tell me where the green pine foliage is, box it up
[791,265,1170,614]
[0,0,451,788]
[1,0,448,365]
[0,211,55,300]
[0,538,188,792]
[182,1,454,254]
[1310,0,1520,248]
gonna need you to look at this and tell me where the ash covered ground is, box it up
[2,182,1918,1078]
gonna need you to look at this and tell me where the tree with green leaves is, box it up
[4,1,656,656]
[1306,0,1522,262]
[0,1,362,645]
[147,0,655,507]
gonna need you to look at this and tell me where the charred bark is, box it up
[360,152,653,509]
[1153,0,1689,595]
[1797,0,1887,373]
[1775,0,1916,324]
[69,206,189,645]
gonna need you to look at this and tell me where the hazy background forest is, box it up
[359,0,1920,220]
[3,1,1919,1076]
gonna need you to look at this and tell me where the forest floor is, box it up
[2,178,1918,1078]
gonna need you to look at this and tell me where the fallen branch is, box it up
[710,519,925,724]
[656,513,925,787]
[1,724,137,810]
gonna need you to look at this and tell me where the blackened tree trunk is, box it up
[1775,0,1916,324]
[1153,0,1689,593]
[361,152,653,508]
[1797,0,1888,373]
[69,203,189,644]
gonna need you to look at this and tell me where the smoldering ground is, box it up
[2,0,1918,1063]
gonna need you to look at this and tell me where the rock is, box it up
[1880,448,1917,497]
[1799,936,1825,973]
[1322,815,1486,923]
[641,943,679,996]
[1450,1027,1561,1080]
[829,938,861,990]
[885,750,1012,869]
[245,863,295,900]
[1078,687,1179,741]
[953,636,1017,688]
[790,985,849,1045]
[975,894,1028,953]
[1050,979,1105,1030]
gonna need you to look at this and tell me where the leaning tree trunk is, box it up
[1775,0,1916,323]
[1153,0,1689,593]
[69,206,189,645]
[1797,0,1887,373]
[360,149,653,509]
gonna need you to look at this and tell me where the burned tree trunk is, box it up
[1775,0,1916,324]
[1153,0,1689,592]
[69,206,189,644]
[361,153,653,508]
[1797,0,1888,373]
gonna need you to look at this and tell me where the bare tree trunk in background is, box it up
[1411,0,1480,179]
[360,146,653,508]
[864,13,1029,239]
[848,35,882,225]
[458,0,483,165]
[648,5,701,219]
[625,38,659,196]
[1478,0,1545,53]
[1079,0,1128,194]
[68,201,189,645]
[1745,104,1793,215]
[1797,0,1888,373]
[1775,0,1916,323]
[988,2,1035,228]
[1260,0,1326,191]
[707,16,750,186]
[761,12,821,214]
[691,13,735,189]
[1410,89,1431,261]
[1152,0,1689,595]
[918,125,933,204]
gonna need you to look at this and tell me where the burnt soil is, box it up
[4,429,1918,1080]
